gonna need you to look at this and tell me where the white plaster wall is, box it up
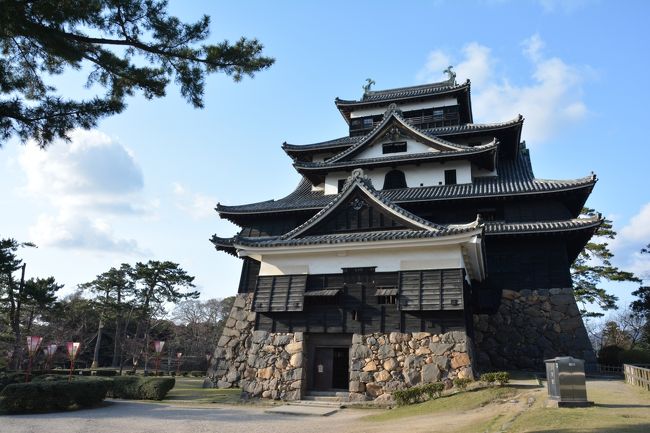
[258,244,465,276]
[353,138,438,160]
[350,97,458,118]
[323,160,473,194]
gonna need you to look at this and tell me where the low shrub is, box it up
[109,376,175,400]
[0,373,26,391]
[393,382,445,406]
[0,379,109,413]
[453,377,472,390]
[190,370,205,377]
[480,371,510,386]
[422,382,444,399]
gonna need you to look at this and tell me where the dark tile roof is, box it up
[294,144,496,171]
[485,216,602,235]
[213,216,601,251]
[335,80,469,106]
[282,136,360,152]
[216,149,596,216]
[234,229,475,248]
[281,115,523,155]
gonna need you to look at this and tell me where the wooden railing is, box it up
[624,364,650,391]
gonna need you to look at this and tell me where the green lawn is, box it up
[161,378,242,404]
[363,379,650,433]
[364,386,518,422]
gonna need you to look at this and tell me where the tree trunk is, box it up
[91,316,104,369]
[10,264,26,370]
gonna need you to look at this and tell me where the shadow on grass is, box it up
[528,425,650,433]
[595,403,650,409]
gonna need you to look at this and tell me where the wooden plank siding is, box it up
[252,275,307,312]
[253,268,467,334]
[399,269,464,311]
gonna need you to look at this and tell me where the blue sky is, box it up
[1,0,649,314]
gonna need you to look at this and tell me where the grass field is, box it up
[363,378,650,433]
[161,378,242,404]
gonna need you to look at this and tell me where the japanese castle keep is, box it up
[207,72,599,401]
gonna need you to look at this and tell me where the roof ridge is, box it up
[335,80,470,105]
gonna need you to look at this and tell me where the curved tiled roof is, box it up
[281,116,523,156]
[235,229,476,248]
[485,216,602,235]
[282,135,361,152]
[335,80,469,106]
[294,144,496,171]
[215,150,597,216]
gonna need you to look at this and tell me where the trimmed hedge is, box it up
[0,379,109,413]
[109,376,175,400]
[479,371,510,386]
[393,382,445,405]
[453,377,472,390]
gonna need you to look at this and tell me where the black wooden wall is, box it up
[253,268,467,334]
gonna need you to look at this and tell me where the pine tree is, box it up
[572,208,639,317]
[0,0,274,147]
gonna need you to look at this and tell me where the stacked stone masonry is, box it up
[473,288,596,370]
[348,330,473,402]
[208,289,596,401]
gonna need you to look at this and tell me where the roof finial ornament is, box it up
[363,78,375,95]
[443,65,457,85]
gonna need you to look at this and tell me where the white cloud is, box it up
[537,0,594,14]
[417,34,588,144]
[18,129,149,253]
[172,182,217,220]
[620,203,650,243]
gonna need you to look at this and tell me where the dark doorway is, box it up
[332,347,349,389]
[312,346,349,391]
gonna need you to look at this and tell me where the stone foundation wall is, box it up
[349,330,473,402]
[206,294,305,400]
[473,288,596,370]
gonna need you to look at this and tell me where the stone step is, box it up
[265,404,339,417]
[287,400,343,408]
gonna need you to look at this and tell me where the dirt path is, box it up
[2,379,648,433]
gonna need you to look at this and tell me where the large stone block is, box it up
[421,364,441,383]
[285,341,303,354]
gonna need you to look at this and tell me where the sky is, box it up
[2,0,650,315]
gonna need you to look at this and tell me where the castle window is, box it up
[363,117,374,128]
[383,170,407,189]
[433,108,444,121]
[444,169,457,185]
[382,141,407,154]
[375,287,398,305]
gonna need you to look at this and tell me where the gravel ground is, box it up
[0,400,379,433]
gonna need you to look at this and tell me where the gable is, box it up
[328,111,463,164]
[299,189,417,236]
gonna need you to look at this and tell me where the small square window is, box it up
[444,169,457,185]
[363,118,374,128]
[377,295,397,305]
[433,109,444,120]
[382,142,407,154]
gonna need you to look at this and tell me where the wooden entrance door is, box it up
[313,347,333,390]
[313,346,349,390]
